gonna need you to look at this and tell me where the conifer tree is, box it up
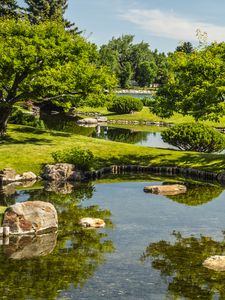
[0,0,19,18]
[24,0,77,30]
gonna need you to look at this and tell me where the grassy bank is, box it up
[77,106,225,127]
[0,124,225,175]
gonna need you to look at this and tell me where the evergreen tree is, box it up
[0,0,19,18]
[24,0,78,30]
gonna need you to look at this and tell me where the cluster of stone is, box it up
[0,168,37,184]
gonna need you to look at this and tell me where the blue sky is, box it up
[18,0,225,53]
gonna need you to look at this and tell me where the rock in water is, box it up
[3,201,58,235]
[144,184,187,195]
[79,217,105,228]
[203,255,225,271]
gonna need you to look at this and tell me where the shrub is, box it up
[10,107,45,129]
[161,122,225,153]
[52,147,94,171]
[141,96,156,107]
[108,96,143,114]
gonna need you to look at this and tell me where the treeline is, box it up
[99,35,168,88]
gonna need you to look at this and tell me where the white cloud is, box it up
[120,9,225,43]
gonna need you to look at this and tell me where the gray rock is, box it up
[144,184,187,195]
[77,118,98,124]
[97,117,108,122]
[203,255,225,271]
[3,201,58,235]
[0,168,17,183]
[21,171,37,181]
[42,163,81,181]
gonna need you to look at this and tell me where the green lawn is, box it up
[77,106,225,127]
[0,124,225,176]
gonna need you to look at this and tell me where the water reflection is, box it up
[4,232,57,259]
[141,231,225,299]
[0,182,114,300]
[165,183,224,206]
[41,112,175,149]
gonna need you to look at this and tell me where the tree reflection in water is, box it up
[141,231,225,299]
[0,182,114,300]
[165,183,224,206]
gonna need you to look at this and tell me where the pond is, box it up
[41,113,175,150]
[1,175,225,299]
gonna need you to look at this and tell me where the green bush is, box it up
[10,107,45,129]
[52,147,94,171]
[141,96,156,107]
[108,96,143,114]
[161,122,225,153]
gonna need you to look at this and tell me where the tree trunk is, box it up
[0,105,12,137]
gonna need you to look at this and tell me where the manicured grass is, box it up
[1,124,225,176]
[78,106,225,127]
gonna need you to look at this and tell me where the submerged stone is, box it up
[203,255,225,271]
[79,217,105,228]
[144,184,187,195]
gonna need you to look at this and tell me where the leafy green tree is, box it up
[152,50,169,84]
[99,35,134,88]
[0,0,20,18]
[136,60,157,87]
[99,35,159,87]
[0,19,116,136]
[153,42,225,121]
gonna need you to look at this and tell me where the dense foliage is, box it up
[108,96,143,114]
[161,123,225,152]
[153,42,225,121]
[99,35,167,88]
[10,107,45,129]
[0,0,20,18]
[24,0,78,30]
[52,147,94,171]
[0,19,116,136]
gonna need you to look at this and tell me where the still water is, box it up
[1,176,225,299]
[42,113,175,149]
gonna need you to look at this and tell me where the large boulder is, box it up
[3,201,58,235]
[42,163,81,181]
[203,255,225,271]
[4,232,57,259]
[144,184,187,195]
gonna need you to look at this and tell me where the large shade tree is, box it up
[0,19,116,136]
[153,42,225,121]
